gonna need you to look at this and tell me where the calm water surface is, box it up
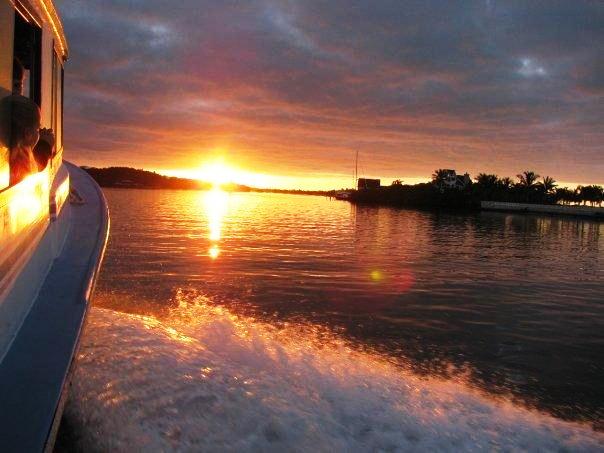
[61,188,604,451]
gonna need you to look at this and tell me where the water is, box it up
[59,189,604,451]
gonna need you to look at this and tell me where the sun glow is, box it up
[159,163,433,191]
[197,161,237,187]
[185,158,274,189]
[159,158,285,190]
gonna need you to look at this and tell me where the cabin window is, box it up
[13,11,42,105]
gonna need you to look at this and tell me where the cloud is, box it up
[55,0,604,186]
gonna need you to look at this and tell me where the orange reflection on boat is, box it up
[6,170,49,235]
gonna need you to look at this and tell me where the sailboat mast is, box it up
[354,150,358,188]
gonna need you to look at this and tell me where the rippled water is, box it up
[60,189,604,451]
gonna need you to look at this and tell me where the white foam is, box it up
[65,296,603,452]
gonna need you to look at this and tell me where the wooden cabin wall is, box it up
[40,22,53,129]
[0,0,14,189]
[0,2,13,95]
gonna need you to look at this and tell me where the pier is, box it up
[481,201,604,219]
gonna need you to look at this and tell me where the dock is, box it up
[481,201,604,219]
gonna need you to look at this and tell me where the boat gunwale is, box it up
[43,161,110,451]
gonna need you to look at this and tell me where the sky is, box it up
[55,0,603,190]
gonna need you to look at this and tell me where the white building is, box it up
[437,170,471,190]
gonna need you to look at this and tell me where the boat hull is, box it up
[0,162,109,452]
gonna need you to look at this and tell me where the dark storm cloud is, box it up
[55,0,603,184]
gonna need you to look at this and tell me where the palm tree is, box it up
[516,170,540,188]
[475,173,499,188]
[473,173,499,200]
[554,187,573,205]
[575,186,584,205]
[498,177,514,189]
[578,185,604,206]
[539,176,557,194]
[431,169,454,192]
[432,169,449,184]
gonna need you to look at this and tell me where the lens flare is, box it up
[394,269,415,293]
[370,270,384,282]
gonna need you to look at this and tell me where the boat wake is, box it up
[63,294,603,452]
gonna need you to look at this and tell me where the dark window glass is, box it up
[13,12,41,105]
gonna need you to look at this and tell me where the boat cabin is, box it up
[1,0,67,182]
[0,0,69,361]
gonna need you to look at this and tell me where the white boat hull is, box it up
[0,162,109,451]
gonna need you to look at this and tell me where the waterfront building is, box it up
[358,178,381,190]
[436,170,471,190]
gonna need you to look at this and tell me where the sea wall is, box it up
[481,201,604,218]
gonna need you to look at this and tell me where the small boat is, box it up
[0,1,109,450]
[334,190,353,200]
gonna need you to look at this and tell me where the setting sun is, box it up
[197,161,235,187]
[164,158,280,189]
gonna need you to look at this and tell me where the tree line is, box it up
[433,170,603,206]
[351,170,603,209]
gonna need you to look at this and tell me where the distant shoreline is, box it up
[82,166,603,218]
[82,166,334,197]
